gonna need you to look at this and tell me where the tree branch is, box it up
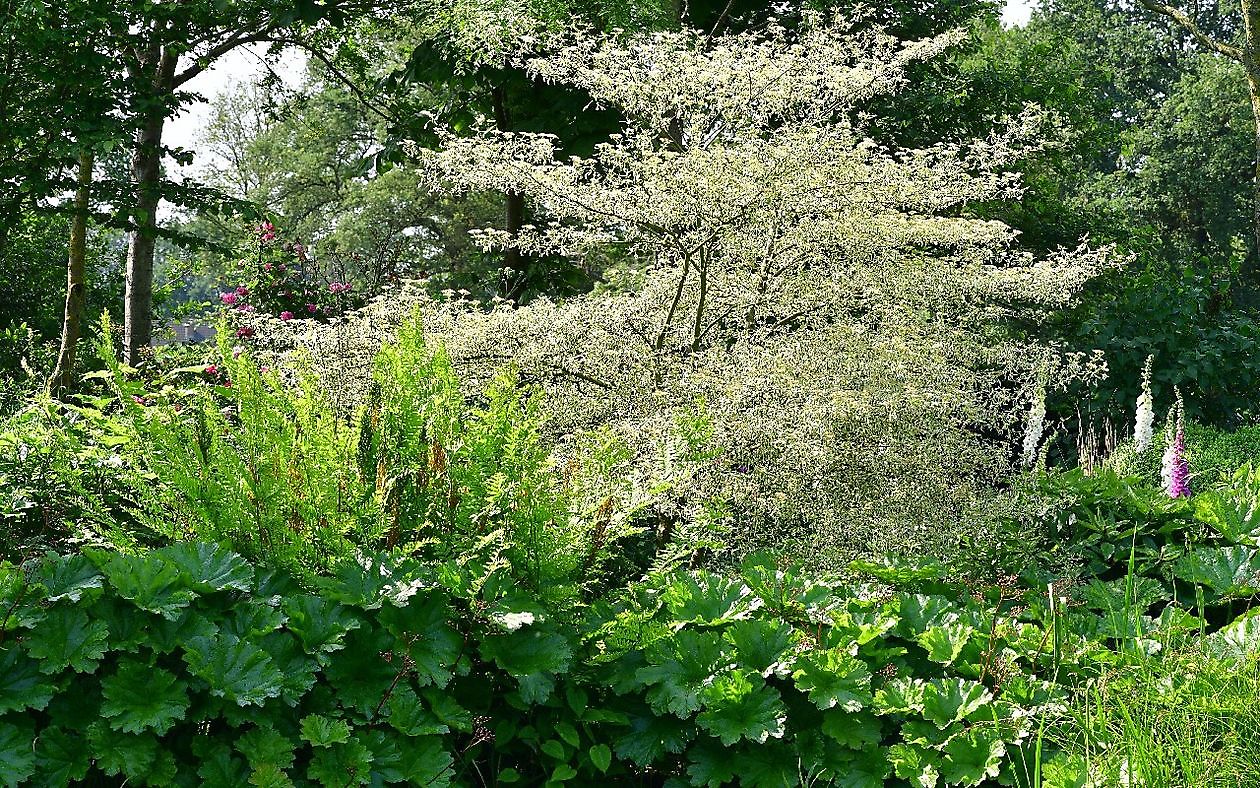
[173,30,276,88]
[270,36,401,125]
[1137,0,1245,61]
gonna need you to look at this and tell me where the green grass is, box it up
[1055,647,1260,787]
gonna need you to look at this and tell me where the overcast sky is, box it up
[1003,0,1034,27]
[166,0,1038,161]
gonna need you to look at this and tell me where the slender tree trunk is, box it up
[1244,0,1260,281]
[1249,77,1260,276]
[1242,65,1260,284]
[123,109,165,366]
[123,45,177,367]
[491,85,530,302]
[48,149,94,399]
[502,191,528,300]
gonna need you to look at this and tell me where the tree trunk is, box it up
[1244,0,1260,282]
[1247,70,1260,280]
[123,45,177,367]
[491,85,530,302]
[123,109,165,367]
[48,149,94,399]
[501,191,528,301]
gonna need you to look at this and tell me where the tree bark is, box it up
[1245,0,1260,279]
[48,149,94,399]
[123,109,165,366]
[123,46,177,367]
[491,85,530,302]
[1248,71,1260,276]
[501,191,528,301]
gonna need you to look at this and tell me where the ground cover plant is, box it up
[3,457,1259,786]
[6,0,1260,785]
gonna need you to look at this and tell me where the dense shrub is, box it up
[215,222,366,335]
[238,14,1114,566]
[0,398,137,563]
[254,290,1106,570]
[0,324,55,415]
[6,327,1260,786]
[1055,252,1260,432]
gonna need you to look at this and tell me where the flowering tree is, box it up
[275,15,1110,561]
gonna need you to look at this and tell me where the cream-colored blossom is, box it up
[1134,355,1155,452]
[1022,386,1047,468]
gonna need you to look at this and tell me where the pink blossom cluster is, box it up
[1165,427,1191,498]
[203,363,231,388]
[215,222,364,338]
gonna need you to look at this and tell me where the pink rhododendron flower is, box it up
[204,364,218,376]
[280,311,294,321]
[259,221,277,241]
[264,263,273,272]
[236,326,255,338]
[220,292,238,306]
[236,285,249,296]
[306,303,318,313]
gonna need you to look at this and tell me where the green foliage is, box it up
[0,325,56,414]
[1056,265,1260,432]
[992,464,1260,665]
[5,419,1260,786]
[0,395,137,562]
[116,317,649,594]
[948,3,1260,432]
[0,541,1058,787]
[190,78,503,300]
[1107,420,1260,486]
[124,345,373,572]
[1052,645,1260,787]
